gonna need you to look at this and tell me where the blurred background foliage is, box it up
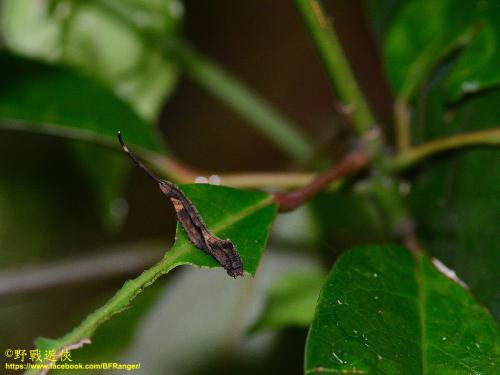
[0,0,498,374]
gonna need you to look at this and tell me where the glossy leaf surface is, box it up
[305,245,500,374]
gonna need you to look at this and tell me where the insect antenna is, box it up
[117,131,164,185]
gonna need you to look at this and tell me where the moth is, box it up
[117,132,243,278]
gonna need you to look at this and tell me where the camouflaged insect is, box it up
[118,132,243,278]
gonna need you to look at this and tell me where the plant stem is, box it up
[147,151,201,182]
[148,151,317,188]
[295,0,413,241]
[273,146,370,211]
[394,100,411,151]
[147,125,500,187]
[166,41,314,162]
[24,247,186,375]
[217,172,315,189]
[392,127,500,170]
[294,0,377,135]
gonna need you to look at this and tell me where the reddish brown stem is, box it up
[273,146,371,212]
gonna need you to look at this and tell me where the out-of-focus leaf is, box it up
[0,53,166,153]
[0,133,110,266]
[250,272,325,333]
[446,3,500,100]
[0,170,53,262]
[1,0,183,120]
[383,0,500,100]
[71,143,129,230]
[269,205,321,252]
[364,0,408,42]
[305,245,500,374]
[411,147,500,318]
[25,185,277,374]
[312,190,388,257]
[410,78,500,319]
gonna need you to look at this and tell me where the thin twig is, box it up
[132,126,500,195]
[394,100,411,151]
[392,127,500,170]
[273,146,370,211]
[148,153,316,188]
[216,172,315,189]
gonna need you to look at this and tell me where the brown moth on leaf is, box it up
[117,132,243,278]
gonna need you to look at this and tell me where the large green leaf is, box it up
[305,246,500,374]
[410,79,500,319]
[25,184,277,374]
[1,0,182,120]
[411,147,500,319]
[383,0,500,100]
[0,53,165,153]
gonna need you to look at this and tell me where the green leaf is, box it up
[0,53,166,153]
[410,82,500,319]
[25,184,277,374]
[305,245,500,375]
[70,142,130,230]
[172,185,277,276]
[1,0,182,120]
[446,2,500,100]
[312,190,388,256]
[250,272,325,333]
[364,0,408,42]
[383,0,500,101]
